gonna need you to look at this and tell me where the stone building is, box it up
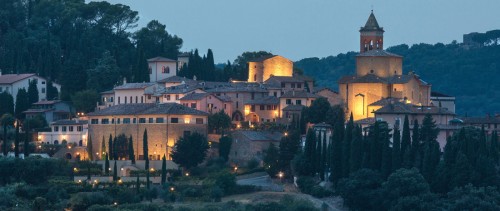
[24,100,73,123]
[247,55,293,83]
[148,57,178,82]
[229,130,283,165]
[0,73,61,105]
[339,11,431,121]
[87,103,208,161]
[37,119,88,146]
[180,92,232,116]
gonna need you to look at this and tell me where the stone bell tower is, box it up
[360,11,384,53]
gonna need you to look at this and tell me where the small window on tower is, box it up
[370,70,374,74]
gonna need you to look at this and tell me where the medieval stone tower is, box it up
[360,11,384,53]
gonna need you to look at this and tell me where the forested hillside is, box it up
[295,41,500,116]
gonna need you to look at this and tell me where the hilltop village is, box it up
[0,10,499,210]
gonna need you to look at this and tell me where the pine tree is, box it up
[342,113,354,177]
[304,129,316,172]
[401,115,411,167]
[87,135,93,160]
[143,129,149,170]
[161,154,167,184]
[108,134,113,160]
[392,125,401,171]
[350,125,363,173]
[129,135,135,164]
[113,161,118,181]
[105,154,110,174]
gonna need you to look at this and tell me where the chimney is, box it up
[123,77,127,85]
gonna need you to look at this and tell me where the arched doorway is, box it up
[65,153,72,159]
[54,140,59,145]
[232,110,243,121]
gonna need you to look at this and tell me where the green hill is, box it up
[295,42,500,116]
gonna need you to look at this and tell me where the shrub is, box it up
[297,176,316,194]
[214,171,237,194]
[247,159,259,169]
[310,186,333,198]
[69,192,110,211]
[0,187,16,209]
[181,187,203,198]
[32,197,47,211]
[211,186,223,202]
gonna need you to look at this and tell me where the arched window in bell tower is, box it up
[369,40,374,50]
[254,74,257,81]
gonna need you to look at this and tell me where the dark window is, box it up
[175,95,180,100]
[118,97,121,104]
[286,99,292,104]
[251,93,255,100]
[291,83,295,88]
[148,118,154,123]
[139,118,146,123]
[267,105,272,110]
[297,83,302,88]
[274,92,277,97]
[260,105,265,110]
[166,95,170,101]
[125,97,127,104]
[110,97,114,102]
[69,126,74,132]
[162,66,170,73]
[196,118,203,124]
[62,126,67,132]
[236,101,239,109]
[148,66,152,74]
[141,96,143,103]
[123,118,131,124]
[296,100,302,105]
[281,83,285,88]
[133,118,137,124]
[112,118,115,124]
[191,103,196,108]
[251,105,255,112]
[77,126,82,131]
[171,118,179,123]
[54,126,59,131]
[117,118,121,124]
[156,118,164,123]
[101,119,109,124]
[236,93,239,98]
[135,96,138,103]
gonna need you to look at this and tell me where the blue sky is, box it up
[93,0,500,63]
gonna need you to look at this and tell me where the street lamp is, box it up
[278,171,284,183]
[233,166,238,173]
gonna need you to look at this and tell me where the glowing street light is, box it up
[234,166,238,173]
[284,132,288,137]
[278,171,284,183]
[170,187,175,192]
[185,172,190,177]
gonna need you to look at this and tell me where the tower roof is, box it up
[360,11,384,32]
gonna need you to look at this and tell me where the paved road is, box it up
[237,175,284,192]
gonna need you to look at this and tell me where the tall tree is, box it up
[410,120,421,169]
[14,88,29,119]
[263,142,280,176]
[86,51,121,92]
[208,110,231,134]
[303,129,316,172]
[27,79,39,104]
[161,154,167,184]
[1,113,14,156]
[108,134,113,160]
[171,132,209,169]
[105,153,110,174]
[218,136,232,161]
[350,125,363,173]
[400,115,411,168]
[278,131,301,177]
[0,92,14,117]
[143,129,149,170]
[342,113,354,177]
[320,131,327,180]
[14,120,19,157]
[87,135,93,160]
[113,161,118,181]
[71,90,99,113]
[46,80,59,100]
[490,131,499,165]
[101,136,106,160]
[392,125,401,171]
[129,135,135,164]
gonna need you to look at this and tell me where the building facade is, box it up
[0,73,61,105]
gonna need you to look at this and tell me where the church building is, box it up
[339,11,432,121]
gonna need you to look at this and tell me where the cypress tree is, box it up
[321,131,327,180]
[490,131,499,165]
[161,154,167,184]
[27,79,39,105]
[23,121,30,157]
[392,125,401,171]
[411,119,420,169]
[400,115,411,166]
[105,154,110,174]
[478,125,487,156]
[315,132,322,176]
[101,136,106,160]
[87,135,93,160]
[108,134,113,160]
[330,121,344,182]
[304,129,316,171]
[113,137,118,160]
[350,125,363,173]
[14,121,19,157]
[143,129,149,170]
[380,122,392,177]
[146,169,150,189]
[136,175,140,193]
[113,161,118,181]
[342,113,354,177]
[129,135,135,164]
[15,88,29,119]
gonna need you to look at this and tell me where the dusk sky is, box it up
[94,0,500,63]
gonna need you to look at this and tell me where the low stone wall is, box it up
[74,176,162,184]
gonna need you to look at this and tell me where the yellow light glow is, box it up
[38,135,42,140]
[77,180,82,183]
[150,168,154,172]
[184,118,190,124]
[244,108,250,115]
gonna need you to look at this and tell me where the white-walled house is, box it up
[148,57,178,82]
[0,73,61,105]
[37,119,88,146]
